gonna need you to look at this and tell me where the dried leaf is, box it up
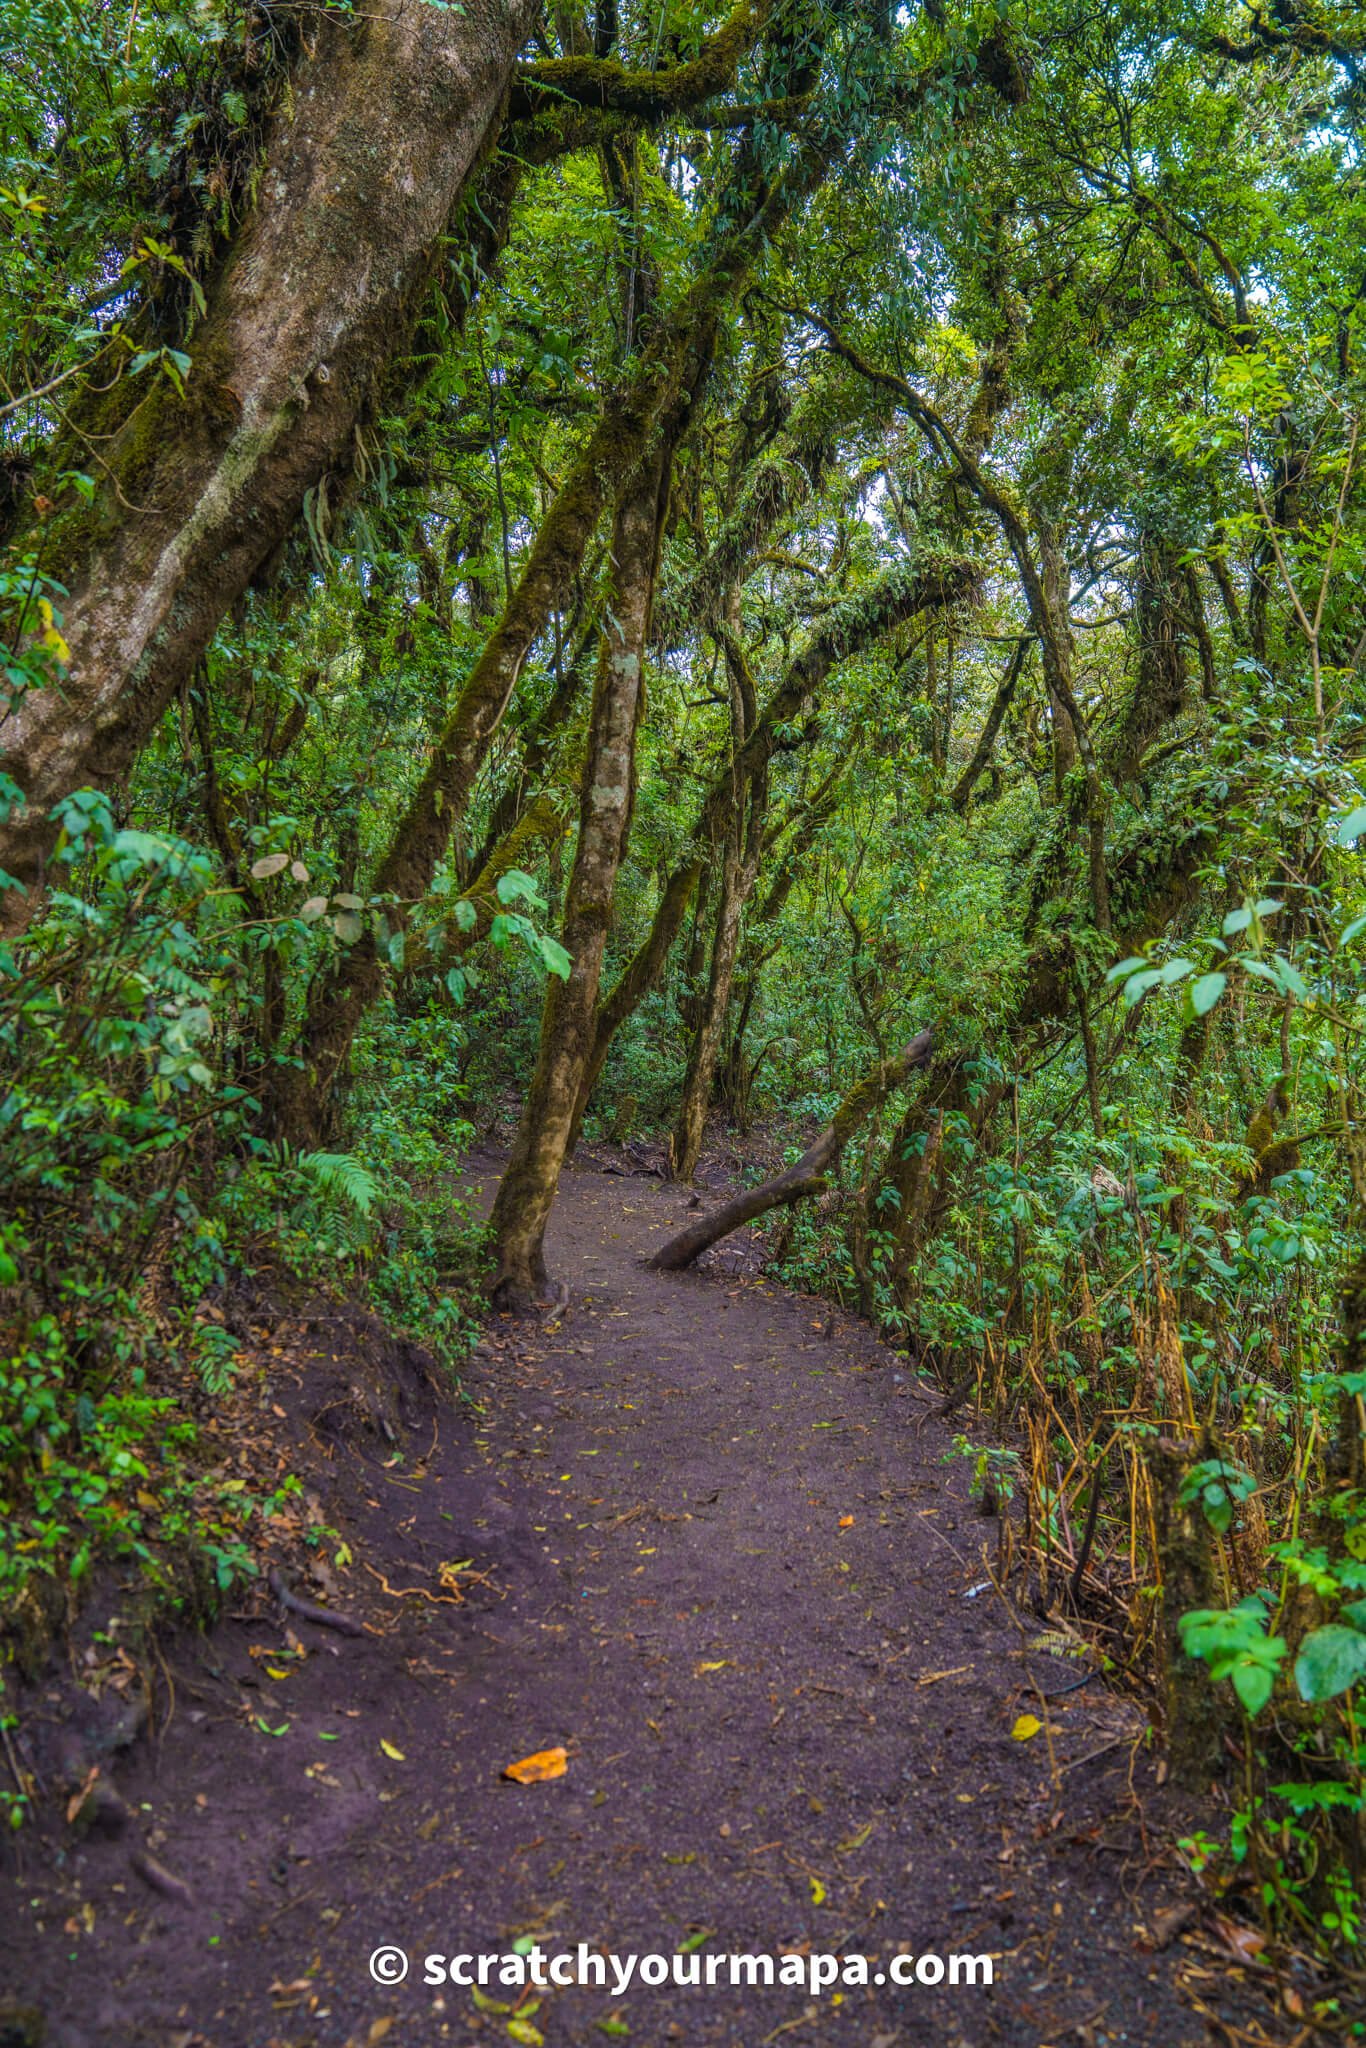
[502,1746,568,1784]
[65,1766,99,1824]
[250,852,290,879]
[694,1659,733,1676]
[1212,1913,1266,1965]
[839,1515,854,1528]
[1010,1713,1042,1741]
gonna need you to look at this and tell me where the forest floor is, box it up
[0,1153,1302,2048]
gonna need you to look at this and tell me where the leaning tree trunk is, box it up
[488,446,669,1306]
[650,1028,935,1271]
[0,0,538,915]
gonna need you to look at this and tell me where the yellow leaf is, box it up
[1011,1713,1042,1741]
[470,1987,513,2013]
[37,598,70,665]
[266,1666,292,1681]
[502,1746,568,1784]
[694,1659,733,1676]
[507,2023,545,2047]
[809,1875,827,1905]
[379,1738,406,1761]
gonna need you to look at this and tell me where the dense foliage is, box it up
[2,0,1365,1975]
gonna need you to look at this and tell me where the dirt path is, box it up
[4,1159,1236,2046]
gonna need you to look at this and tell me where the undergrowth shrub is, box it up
[0,793,482,1698]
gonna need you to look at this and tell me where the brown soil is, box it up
[0,1156,1286,2046]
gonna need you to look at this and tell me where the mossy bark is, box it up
[488,445,669,1306]
[566,856,704,1152]
[0,0,538,916]
[1149,1435,1228,1793]
[670,655,768,1179]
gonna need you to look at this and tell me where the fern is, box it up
[297,1150,379,1218]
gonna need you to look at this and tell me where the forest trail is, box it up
[6,1161,1237,2047]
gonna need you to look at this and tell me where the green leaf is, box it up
[497,869,543,909]
[536,934,572,980]
[1294,1625,1366,1704]
[1123,968,1163,1005]
[1189,972,1227,1017]
[1232,1662,1275,1716]
[1272,954,1308,999]
[1335,806,1366,846]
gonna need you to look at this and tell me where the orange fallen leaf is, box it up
[65,1765,99,1825]
[839,1515,854,1529]
[1211,1913,1266,1966]
[503,1746,568,1784]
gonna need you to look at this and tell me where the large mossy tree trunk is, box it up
[488,446,670,1306]
[0,0,538,914]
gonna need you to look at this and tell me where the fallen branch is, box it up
[648,1026,934,1271]
[268,1567,365,1638]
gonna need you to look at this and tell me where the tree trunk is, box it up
[1114,529,1189,777]
[650,1028,935,1271]
[488,446,669,1306]
[949,635,1028,812]
[566,855,703,1151]
[0,0,537,915]
[669,628,768,1178]
[276,152,806,1140]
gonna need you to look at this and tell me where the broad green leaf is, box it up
[1189,972,1226,1017]
[1294,1625,1366,1704]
